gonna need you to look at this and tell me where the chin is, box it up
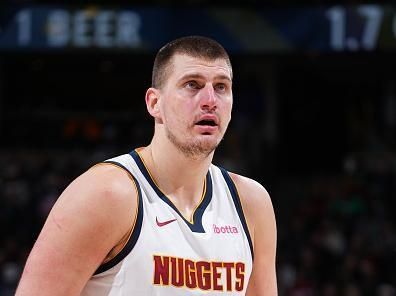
[195,137,221,154]
[166,128,221,158]
[179,138,218,159]
[197,133,220,144]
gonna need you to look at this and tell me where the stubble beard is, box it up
[165,127,220,160]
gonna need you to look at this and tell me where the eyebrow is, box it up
[179,73,232,83]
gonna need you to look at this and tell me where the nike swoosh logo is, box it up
[156,217,177,227]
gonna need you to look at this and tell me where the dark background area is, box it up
[1,1,396,296]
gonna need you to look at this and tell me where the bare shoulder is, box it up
[228,172,274,216]
[228,172,278,295]
[65,163,138,209]
[16,162,139,295]
[227,172,276,249]
[52,163,138,229]
[52,162,139,249]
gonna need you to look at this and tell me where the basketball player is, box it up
[16,36,277,295]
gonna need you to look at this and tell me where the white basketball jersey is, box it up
[80,149,253,295]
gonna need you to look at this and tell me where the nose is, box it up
[200,83,217,111]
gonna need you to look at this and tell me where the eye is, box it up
[215,83,227,92]
[185,81,201,89]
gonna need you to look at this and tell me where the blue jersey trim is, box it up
[129,150,212,233]
[94,161,144,275]
[219,167,254,261]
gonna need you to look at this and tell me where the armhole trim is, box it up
[220,167,254,261]
[93,161,144,275]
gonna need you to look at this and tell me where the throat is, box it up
[138,145,211,222]
[166,179,207,223]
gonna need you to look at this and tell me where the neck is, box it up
[138,134,214,212]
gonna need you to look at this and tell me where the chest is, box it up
[122,192,253,294]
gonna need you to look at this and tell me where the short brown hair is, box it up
[152,36,232,89]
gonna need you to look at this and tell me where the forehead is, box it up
[169,54,232,81]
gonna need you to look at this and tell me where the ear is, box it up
[145,87,161,119]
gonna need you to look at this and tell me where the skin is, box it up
[16,53,277,295]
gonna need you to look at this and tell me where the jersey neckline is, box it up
[129,149,212,233]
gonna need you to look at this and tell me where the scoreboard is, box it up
[1,5,396,52]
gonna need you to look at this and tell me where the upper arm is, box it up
[16,164,138,296]
[230,173,278,296]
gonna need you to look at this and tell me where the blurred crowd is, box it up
[0,148,104,295]
[276,150,396,295]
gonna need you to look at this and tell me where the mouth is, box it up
[195,119,218,127]
[194,118,219,135]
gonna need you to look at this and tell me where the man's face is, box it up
[158,54,233,159]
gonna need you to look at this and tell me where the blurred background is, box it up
[1,0,396,295]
